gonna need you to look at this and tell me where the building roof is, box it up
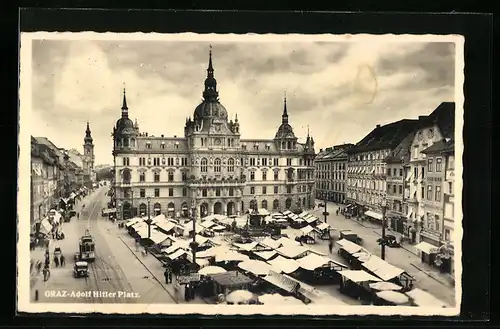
[421,138,455,154]
[34,136,66,165]
[417,102,455,139]
[384,131,416,164]
[347,119,420,154]
[209,271,253,287]
[315,144,352,162]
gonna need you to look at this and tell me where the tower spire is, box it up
[282,91,289,124]
[121,88,129,118]
[84,122,93,144]
[203,45,218,101]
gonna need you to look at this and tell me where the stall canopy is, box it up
[275,237,300,248]
[147,231,169,244]
[201,220,217,229]
[304,216,318,224]
[126,218,143,227]
[258,237,282,250]
[185,253,210,268]
[167,249,187,260]
[196,246,230,258]
[210,271,253,287]
[296,253,348,271]
[233,242,259,252]
[238,259,274,276]
[414,241,439,254]
[364,210,383,221]
[155,221,176,233]
[340,270,382,283]
[316,222,330,231]
[300,225,315,235]
[282,210,292,216]
[262,270,300,293]
[258,209,270,216]
[268,255,300,274]
[276,245,309,259]
[151,214,166,223]
[162,240,189,254]
[336,239,365,254]
[362,256,406,281]
[298,211,308,217]
[253,250,278,261]
[405,288,450,308]
[215,250,250,263]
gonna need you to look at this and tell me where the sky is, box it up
[29,36,456,165]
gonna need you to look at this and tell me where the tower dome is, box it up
[115,89,135,133]
[275,95,297,139]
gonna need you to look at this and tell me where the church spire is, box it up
[282,92,289,124]
[84,122,93,144]
[121,88,129,118]
[202,45,219,102]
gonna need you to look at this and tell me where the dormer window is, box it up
[254,144,259,150]
[146,142,152,149]
[265,143,270,151]
[242,143,247,150]
[160,141,165,149]
[175,141,179,149]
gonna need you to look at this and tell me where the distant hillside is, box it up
[96,166,113,181]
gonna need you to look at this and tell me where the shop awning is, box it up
[414,241,439,254]
[364,210,383,220]
[259,237,282,250]
[276,245,309,259]
[297,253,347,271]
[268,256,300,274]
[167,249,187,260]
[316,222,330,230]
[340,270,382,283]
[336,239,365,254]
[238,259,274,276]
[262,270,299,293]
[300,225,315,235]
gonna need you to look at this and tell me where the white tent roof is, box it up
[336,238,365,254]
[300,225,315,235]
[276,245,309,259]
[406,288,451,308]
[340,270,382,283]
[362,255,406,281]
[258,237,282,250]
[253,250,278,261]
[276,237,300,247]
[215,250,250,262]
[316,222,330,230]
[268,255,300,274]
[233,242,258,252]
[238,259,274,276]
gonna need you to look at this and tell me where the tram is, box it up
[74,229,96,262]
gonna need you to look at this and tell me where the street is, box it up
[30,186,176,304]
[308,199,456,307]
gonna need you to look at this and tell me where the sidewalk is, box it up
[101,220,209,304]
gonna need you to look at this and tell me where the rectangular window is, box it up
[427,185,433,200]
[168,172,174,181]
[140,189,145,198]
[274,171,279,181]
[250,187,255,194]
[168,158,174,166]
[155,188,160,197]
[262,158,268,166]
[216,188,221,197]
[274,158,279,166]
[393,168,397,176]
[399,169,403,177]
[122,157,130,166]
[392,185,396,194]
[448,182,453,194]
[139,173,145,182]
[287,186,292,194]
[154,172,160,182]
[286,158,292,166]
[427,159,433,172]
[421,166,425,179]
[387,184,391,192]
[398,185,403,194]
[435,186,441,202]
[436,158,442,172]
[181,172,187,181]
[182,158,188,166]
[262,186,267,195]
[250,172,255,181]
[182,188,187,197]
[229,187,234,196]
[202,189,207,197]
[250,158,256,166]
[387,168,391,176]
[274,186,278,194]
[421,186,425,199]
[168,188,173,197]
[262,171,267,181]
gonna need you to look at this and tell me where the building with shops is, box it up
[112,49,316,221]
[345,119,419,220]
[314,144,353,203]
[383,133,415,237]
[406,102,455,248]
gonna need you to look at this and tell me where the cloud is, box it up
[29,37,456,165]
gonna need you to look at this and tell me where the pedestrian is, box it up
[190,283,196,300]
[60,254,65,267]
[168,270,173,283]
[53,255,59,267]
[328,240,333,254]
[45,256,50,268]
[164,270,169,284]
[135,239,140,252]
[185,283,191,301]
[77,212,79,220]
[43,266,50,281]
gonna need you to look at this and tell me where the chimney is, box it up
[145,132,148,137]
[376,124,381,128]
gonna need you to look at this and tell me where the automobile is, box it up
[295,235,315,244]
[73,261,89,278]
[339,230,363,245]
[232,234,252,244]
[377,234,401,248]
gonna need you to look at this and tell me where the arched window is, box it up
[123,138,129,147]
[285,198,292,210]
[214,158,221,173]
[227,158,235,172]
[139,203,147,216]
[261,200,268,209]
[273,199,279,210]
[122,169,131,184]
[201,158,208,172]
[130,138,136,147]
[249,199,257,210]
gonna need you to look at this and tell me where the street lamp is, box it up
[322,192,329,223]
[380,197,388,260]
[146,196,152,239]
[189,200,199,273]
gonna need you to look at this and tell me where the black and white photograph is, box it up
[18,32,463,316]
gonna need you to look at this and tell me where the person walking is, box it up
[77,212,79,220]
[135,239,140,252]
[185,283,191,301]
[164,269,169,284]
[43,266,50,281]
[53,255,59,268]
[60,254,66,267]
[168,270,173,284]
[328,240,333,254]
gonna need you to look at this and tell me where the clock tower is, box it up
[82,122,95,187]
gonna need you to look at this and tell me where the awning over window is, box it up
[364,210,383,220]
[414,241,438,254]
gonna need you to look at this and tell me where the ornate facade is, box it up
[112,49,316,220]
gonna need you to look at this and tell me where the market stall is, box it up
[295,253,348,283]
[315,222,332,240]
[361,255,415,290]
[238,259,274,277]
[261,270,301,296]
[339,269,382,301]
[253,250,279,262]
[405,288,451,308]
[268,256,300,275]
[209,271,254,301]
[276,245,310,260]
[335,238,367,267]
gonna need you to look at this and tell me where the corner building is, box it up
[112,49,316,220]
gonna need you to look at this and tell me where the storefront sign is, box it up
[177,273,201,284]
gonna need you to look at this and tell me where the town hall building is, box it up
[112,48,316,220]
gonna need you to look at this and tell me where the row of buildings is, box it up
[111,48,316,221]
[315,102,456,274]
[30,124,96,229]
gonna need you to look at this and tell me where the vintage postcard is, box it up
[18,32,464,316]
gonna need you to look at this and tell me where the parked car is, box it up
[339,230,363,245]
[377,234,401,248]
[295,235,315,244]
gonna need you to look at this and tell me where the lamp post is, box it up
[146,196,152,239]
[189,201,199,273]
[322,192,329,223]
[380,197,388,260]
